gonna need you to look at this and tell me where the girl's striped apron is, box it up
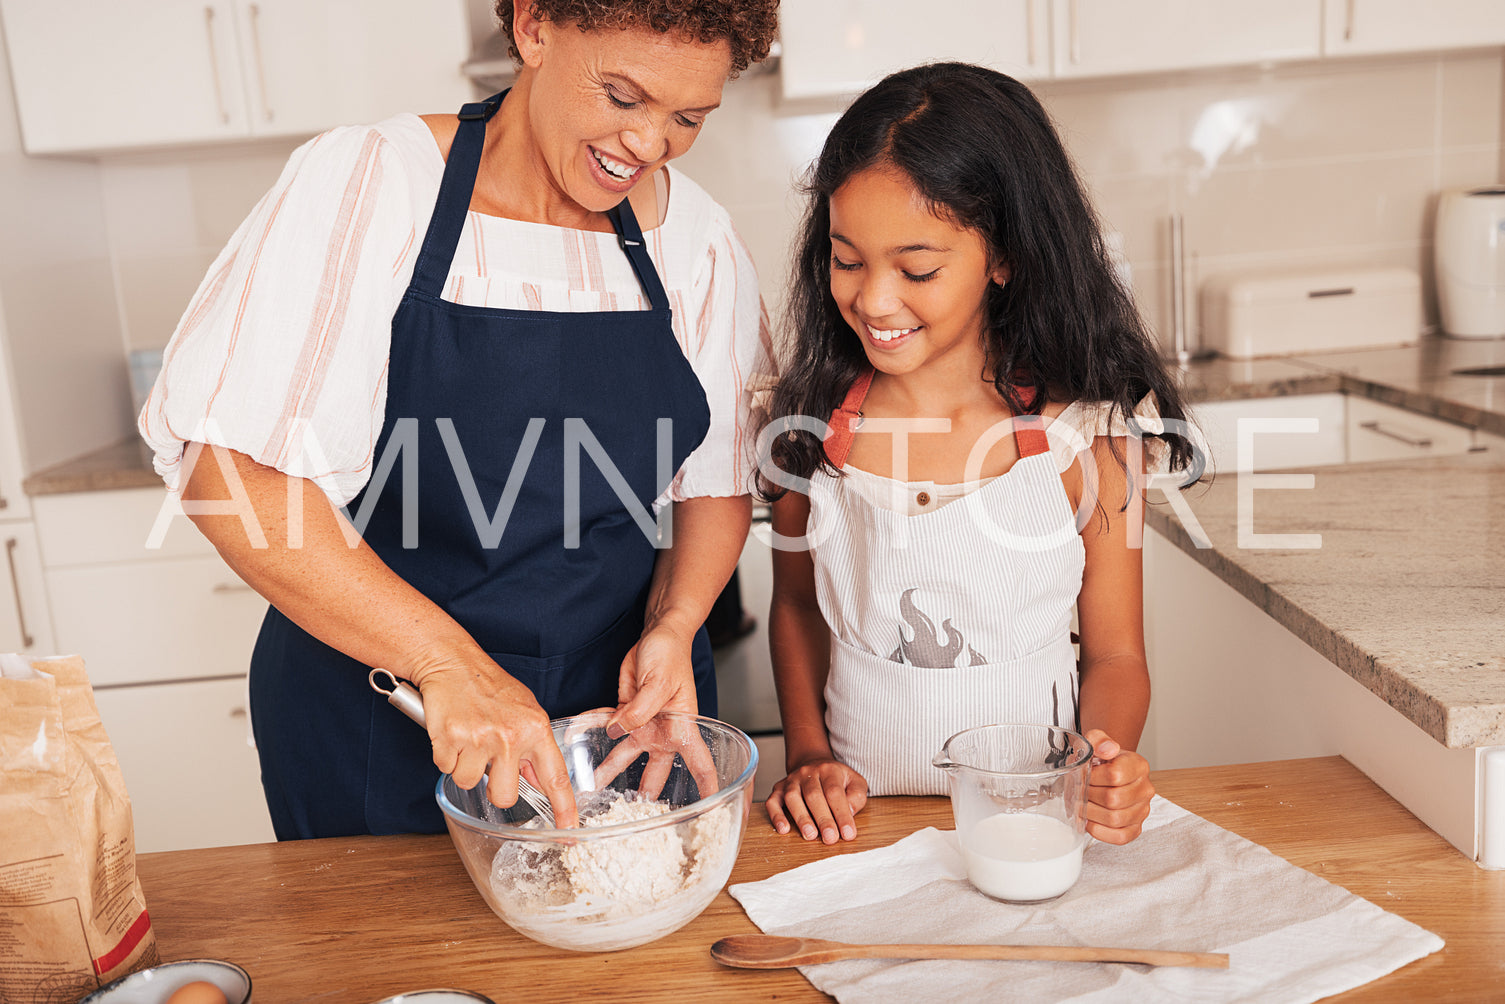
[808,370,1086,795]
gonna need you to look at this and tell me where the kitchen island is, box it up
[131,757,1503,1004]
[1138,336,1505,864]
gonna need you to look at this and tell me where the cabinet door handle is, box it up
[1068,0,1081,63]
[1025,0,1037,66]
[1358,420,1431,448]
[248,4,273,122]
[213,581,255,593]
[5,537,35,649]
[1344,0,1356,42]
[203,6,231,125]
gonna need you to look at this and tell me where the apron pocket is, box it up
[825,633,1078,797]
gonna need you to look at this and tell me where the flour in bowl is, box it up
[487,789,739,951]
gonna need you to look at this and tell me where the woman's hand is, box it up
[611,618,700,736]
[1081,729,1153,844]
[766,757,869,844]
[409,650,580,828]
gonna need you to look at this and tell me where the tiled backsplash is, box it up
[2,45,1502,467]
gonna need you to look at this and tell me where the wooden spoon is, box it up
[710,934,1229,970]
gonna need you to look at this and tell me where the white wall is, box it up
[0,29,131,471]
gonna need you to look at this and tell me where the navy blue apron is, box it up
[249,91,715,840]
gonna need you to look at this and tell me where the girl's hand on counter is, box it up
[766,757,869,844]
[1082,729,1153,845]
[409,651,580,828]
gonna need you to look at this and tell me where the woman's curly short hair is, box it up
[494,0,779,77]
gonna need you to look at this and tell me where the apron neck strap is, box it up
[410,90,506,298]
[607,200,670,311]
[410,89,670,311]
[822,368,874,469]
[822,368,1051,468]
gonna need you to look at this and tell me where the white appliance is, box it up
[1199,266,1422,358]
[1435,187,1505,339]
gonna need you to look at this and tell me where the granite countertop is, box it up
[1149,334,1505,749]
[22,437,162,495]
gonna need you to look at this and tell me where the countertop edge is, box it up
[1144,506,1466,749]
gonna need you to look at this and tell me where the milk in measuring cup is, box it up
[961,812,1083,901]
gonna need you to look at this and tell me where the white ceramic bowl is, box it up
[78,958,251,1004]
[437,710,756,952]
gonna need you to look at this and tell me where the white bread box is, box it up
[1200,266,1422,358]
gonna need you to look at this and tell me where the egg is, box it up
[163,981,229,1004]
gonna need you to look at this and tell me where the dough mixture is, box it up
[488,789,737,950]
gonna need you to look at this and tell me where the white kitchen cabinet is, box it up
[1191,392,1348,473]
[0,0,472,154]
[0,522,53,657]
[1140,527,1482,860]
[1321,0,1505,58]
[47,556,267,688]
[1345,395,1481,464]
[93,676,274,852]
[0,362,30,527]
[778,0,1048,99]
[0,301,49,657]
[33,488,268,688]
[33,486,271,849]
[1051,0,1321,79]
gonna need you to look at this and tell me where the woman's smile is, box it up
[588,145,644,190]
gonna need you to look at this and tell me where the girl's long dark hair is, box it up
[762,62,1199,500]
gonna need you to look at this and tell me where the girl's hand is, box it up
[766,758,869,844]
[1082,729,1153,844]
[611,619,700,738]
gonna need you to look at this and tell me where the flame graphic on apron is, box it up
[888,588,988,668]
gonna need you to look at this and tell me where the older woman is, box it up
[139,0,779,839]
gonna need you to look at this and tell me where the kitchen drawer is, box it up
[47,556,267,687]
[93,676,274,852]
[1345,396,1477,464]
[1191,393,1348,473]
[33,487,218,567]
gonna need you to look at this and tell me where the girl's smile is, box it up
[828,165,1008,376]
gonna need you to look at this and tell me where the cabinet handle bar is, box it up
[1344,0,1355,42]
[1069,0,1080,63]
[248,4,273,122]
[1026,0,1036,66]
[5,537,35,649]
[1358,420,1431,448]
[203,6,231,125]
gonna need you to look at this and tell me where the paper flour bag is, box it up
[0,654,158,1002]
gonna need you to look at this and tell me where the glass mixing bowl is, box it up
[436,710,756,952]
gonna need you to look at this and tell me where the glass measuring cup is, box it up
[932,723,1093,903]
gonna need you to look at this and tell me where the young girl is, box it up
[759,62,1199,847]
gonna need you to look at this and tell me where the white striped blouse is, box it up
[139,113,773,508]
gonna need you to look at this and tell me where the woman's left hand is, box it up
[595,619,715,800]
[610,618,700,737]
[1081,729,1154,844]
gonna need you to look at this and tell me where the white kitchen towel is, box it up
[729,797,1442,1003]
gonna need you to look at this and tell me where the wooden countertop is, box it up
[133,756,1503,1004]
